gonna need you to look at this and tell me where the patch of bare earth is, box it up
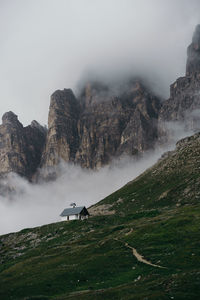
[88,204,115,216]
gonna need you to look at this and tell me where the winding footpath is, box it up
[124,242,166,269]
[114,236,167,269]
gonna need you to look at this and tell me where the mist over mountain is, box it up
[0,148,170,235]
[1,118,200,299]
[0,0,200,125]
[0,23,200,183]
[0,23,199,236]
[1,3,200,299]
[0,1,200,238]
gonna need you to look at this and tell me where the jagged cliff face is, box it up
[186,24,200,77]
[41,89,80,168]
[159,24,200,136]
[41,80,161,169]
[41,25,200,171]
[0,25,200,180]
[76,81,160,168]
[0,112,46,179]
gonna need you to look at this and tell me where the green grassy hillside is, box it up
[1,133,200,299]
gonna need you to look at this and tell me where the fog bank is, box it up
[0,0,199,125]
[0,147,169,235]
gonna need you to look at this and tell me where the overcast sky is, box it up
[0,0,199,126]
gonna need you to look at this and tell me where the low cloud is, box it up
[0,0,200,235]
[0,116,193,236]
[164,121,194,142]
[0,146,172,235]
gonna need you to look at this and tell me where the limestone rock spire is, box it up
[186,24,200,76]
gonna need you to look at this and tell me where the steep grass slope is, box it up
[1,133,200,299]
[91,132,200,214]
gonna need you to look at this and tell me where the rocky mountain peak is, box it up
[30,120,47,134]
[31,120,41,128]
[186,24,200,76]
[192,24,200,49]
[0,112,46,181]
[48,89,79,128]
[1,25,200,181]
[2,111,21,126]
[40,88,80,169]
[40,77,161,172]
[159,24,200,139]
[50,88,75,104]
